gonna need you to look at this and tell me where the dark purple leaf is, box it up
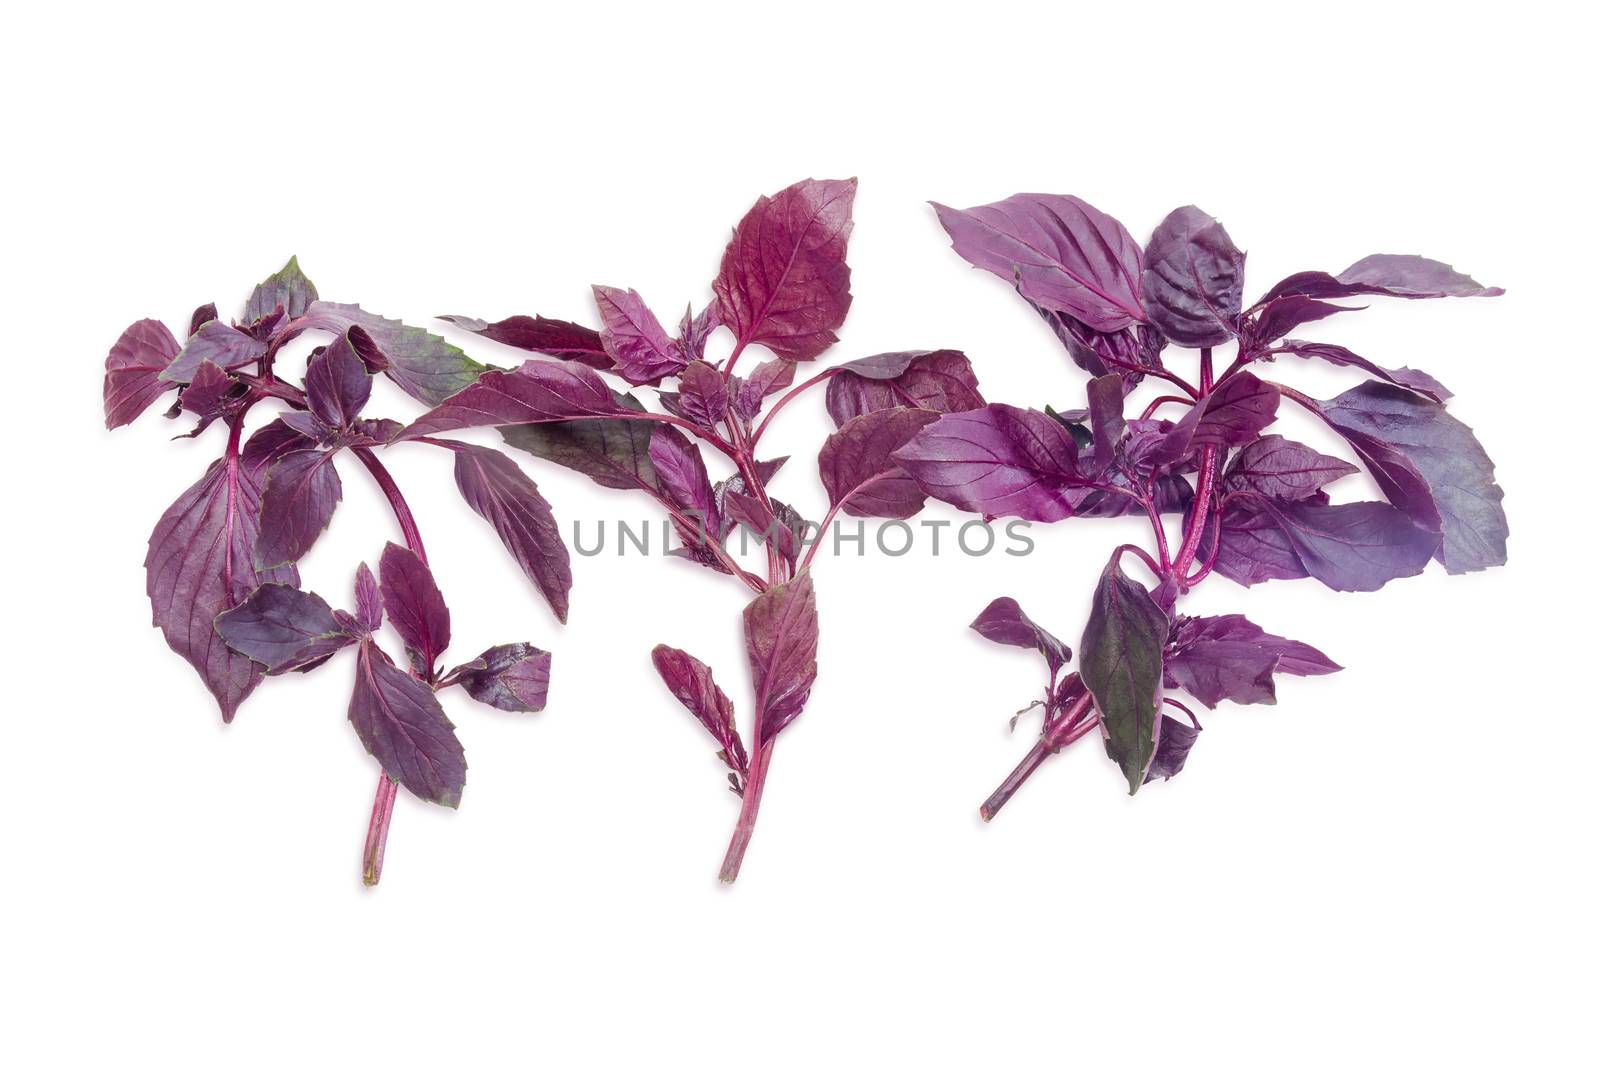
[824,349,984,427]
[1222,434,1358,501]
[189,303,218,336]
[745,573,820,745]
[675,360,729,427]
[179,360,237,422]
[1079,555,1170,793]
[104,319,179,428]
[1200,499,1309,586]
[1141,206,1245,347]
[448,442,572,623]
[145,438,296,721]
[162,320,268,385]
[818,408,939,519]
[398,360,630,440]
[245,256,319,323]
[931,193,1145,332]
[1144,716,1199,783]
[354,562,383,633]
[592,285,688,385]
[1280,341,1451,404]
[379,543,451,676]
[437,313,612,371]
[305,327,376,430]
[1251,295,1358,345]
[649,425,721,541]
[214,583,357,674]
[1030,300,1165,385]
[499,400,661,494]
[1164,614,1341,708]
[894,404,1084,521]
[1258,254,1503,305]
[349,641,466,808]
[350,418,404,445]
[299,302,486,406]
[255,449,342,569]
[651,645,747,779]
[444,643,551,713]
[713,177,856,361]
[1317,381,1507,573]
[969,597,1071,675]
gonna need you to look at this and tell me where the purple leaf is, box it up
[145,439,296,721]
[1210,495,1439,592]
[162,320,269,385]
[448,442,572,622]
[721,491,803,564]
[499,398,661,494]
[713,177,856,361]
[214,583,357,674]
[1146,371,1279,468]
[379,543,452,677]
[189,303,219,335]
[305,327,377,429]
[894,404,1084,521]
[1223,435,1359,501]
[1164,614,1341,709]
[1318,381,1507,573]
[1079,555,1170,793]
[745,573,820,745]
[969,597,1071,675]
[818,407,939,519]
[651,645,747,781]
[444,643,552,713]
[675,360,730,427]
[255,449,342,569]
[299,302,486,406]
[104,319,180,429]
[677,303,722,361]
[1141,206,1245,347]
[437,313,612,370]
[1258,254,1503,305]
[824,349,984,427]
[398,360,630,440]
[592,285,688,385]
[178,360,237,423]
[354,562,383,634]
[649,425,721,541]
[1280,341,1451,404]
[1084,373,1124,475]
[732,359,797,421]
[931,193,1145,332]
[1251,295,1358,345]
[349,641,466,808]
[245,255,319,323]
[1144,715,1200,783]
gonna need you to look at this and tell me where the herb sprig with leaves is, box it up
[104,259,568,884]
[898,196,1506,812]
[410,178,982,882]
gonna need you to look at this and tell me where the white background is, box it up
[3,2,1594,1063]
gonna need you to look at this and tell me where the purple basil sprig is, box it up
[909,195,1506,813]
[104,258,566,885]
[419,178,981,882]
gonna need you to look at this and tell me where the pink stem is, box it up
[362,777,399,886]
[718,740,773,883]
[978,692,1097,820]
[351,447,428,886]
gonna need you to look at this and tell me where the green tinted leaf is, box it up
[245,255,319,323]
[1080,554,1170,793]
